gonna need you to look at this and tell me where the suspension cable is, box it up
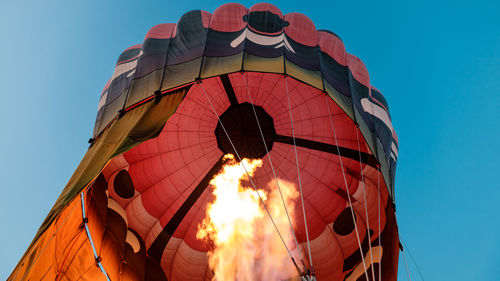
[355,127,376,281]
[401,240,425,281]
[80,191,111,281]
[241,72,305,265]
[284,76,314,271]
[324,94,370,281]
[377,166,382,281]
[198,80,301,274]
[401,246,413,281]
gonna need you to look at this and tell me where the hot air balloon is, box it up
[9,3,400,281]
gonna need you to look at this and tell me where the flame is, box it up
[197,154,301,281]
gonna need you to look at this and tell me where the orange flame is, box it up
[197,154,300,281]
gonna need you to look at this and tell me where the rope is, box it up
[377,167,382,281]
[241,72,305,265]
[284,76,314,271]
[401,240,425,281]
[324,94,370,281]
[80,192,111,281]
[355,127,376,281]
[198,80,301,274]
[401,246,413,281]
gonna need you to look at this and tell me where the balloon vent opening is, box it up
[215,103,276,159]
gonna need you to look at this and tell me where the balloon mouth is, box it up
[215,102,276,159]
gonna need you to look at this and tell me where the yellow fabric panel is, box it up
[161,59,202,90]
[200,54,244,78]
[243,53,284,73]
[125,69,164,109]
[285,59,323,90]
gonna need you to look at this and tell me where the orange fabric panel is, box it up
[9,173,153,281]
[9,192,89,281]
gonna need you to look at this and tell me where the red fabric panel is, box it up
[171,188,213,252]
[347,53,370,87]
[284,13,318,47]
[126,196,157,242]
[102,154,128,181]
[200,10,212,28]
[123,77,227,229]
[248,3,283,35]
[210,3,248,32]
[101,72,391,279]
[123,73,375,251]
[144,23,176,40]
[249,2,282,16]
[124,44,142,52]
[308,226,344,280]
[318,30,347,66]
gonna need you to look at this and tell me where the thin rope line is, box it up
[80,192,111,281]
[402,247,413,281]
[324,94,370,281]
[284,76,314,271]
[377,167,382,281]
[401,240,425,281]
[355,127,376,281]
[241,72,305,265]
[198,81,301,274]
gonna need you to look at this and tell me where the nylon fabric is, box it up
[10,3,400,281]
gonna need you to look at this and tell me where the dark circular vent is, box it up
[215,103,276,159]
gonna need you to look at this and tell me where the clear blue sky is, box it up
[1,0,499,280]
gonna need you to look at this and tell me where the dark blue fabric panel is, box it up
[320,53,350,96]
[167,10,208,66]
[135,38,170,78]
[205,29,245,57]
[284,36,320,71]
[117,48,141,64]
[106,70,134,104]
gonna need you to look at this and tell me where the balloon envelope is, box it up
[9,3,399,281]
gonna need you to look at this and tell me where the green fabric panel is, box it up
[354,106,378,153]
[242,52,284,73]
[200,54,244,79]
[161,58,202,90]
[324,80,354,120]
[285,59,323,90]
[96,93,127,135]
[125,69,163,108]
[376,138,393,199]
[354,105,394,188]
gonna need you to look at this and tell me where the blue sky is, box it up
[1,0,499,280]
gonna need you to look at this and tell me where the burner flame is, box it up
[197,154,300,281]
